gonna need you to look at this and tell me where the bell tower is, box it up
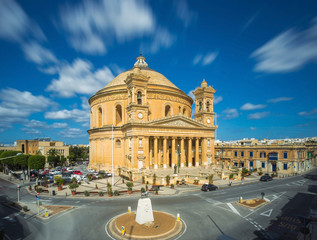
[193,79,216,126]
[125,54,150,122]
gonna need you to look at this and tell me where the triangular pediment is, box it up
[147,115,208,128]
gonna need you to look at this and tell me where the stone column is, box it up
[149,138,153,168]
[154,137,158,169]
[144,136,150,169]
[181,138,185,167]
[188,138,192,167]
[163,137,167,168]
[202,138,207,166]
[172,137,176,167]
[195,138,199,167]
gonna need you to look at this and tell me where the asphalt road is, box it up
[1,169,316,240]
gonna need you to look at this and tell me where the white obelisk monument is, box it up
[135,197,154,224]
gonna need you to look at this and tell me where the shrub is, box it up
[22,206,28,211]
[114,190,119,196]
[107,182,112,194]
[229,173,234,179]
[165,175,170,185]
[98,191,104,196]
[208,174,214,184]
[258,172,263,176]
[126,182,134,191]
[170,184,174,188]
[194,179,199,184]
[98,174,103,179]
[153,174,157,185]
[142,176,145,184]
[84,190,90,196]
[55,177,64,186]
[69,183,79,192]
[71,177,77,183]
[36,188,43,193]
[141,187,145,193]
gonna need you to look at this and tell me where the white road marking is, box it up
[75,201,80,204]
[227,203,241,216]
[264,197,270,202]
[260,209,273,217]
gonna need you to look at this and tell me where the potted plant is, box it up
[84,190,90,196]
[95,183,98,189]
[28,185,32,191]
[145,184,148,191]
[141,187,146,193]
[176,180,180,185]
[98,191,104,197]
[72,177,77,183]
[153,174,157,185]
[55,177,64,191]
[208,174,214,184]
[36,187,43,193]
[114,190,119,196]
[69,183,79,196]
[142,176,145,184]
[22,205,28,212]
[118,167,122,177]
[126,182,134,194]
[107,183,112,197]
[165,175,170,186]
[170,184,174,189]
[194,179,199,185]
[229,173,234,180]
[87,175,92,181]
[122,177,125,184]
[155,189,158,195]
[258,172,263,176]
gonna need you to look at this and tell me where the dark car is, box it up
[260,175,273,181]
[201,184,218,191]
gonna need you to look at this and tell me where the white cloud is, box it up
[21,128,41,135]
[80,97,90,110]
[248,112,270,119]
[24,120,48,128]
[214,96,223,104]
[52,122,68,129]
[174,0,197,27]
[202,52,218,66]
[193,52,218,66]
[46,59,115,98]
[250,127,256,130]
[22,41,58,65]
[45,109,89,123]
[59,0,155,54]
[60,128,87,138]
[240,103,266,111]
[222,108,239,119]
[0,0,45,42]
[267,97,293,103]
[251,18,317,73]
[148,27,175,54]
[298,108,317,116]
[188,90,195,100]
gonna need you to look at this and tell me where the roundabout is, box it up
[106,211,185,240]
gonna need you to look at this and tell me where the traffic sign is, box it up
[36,196,40,200]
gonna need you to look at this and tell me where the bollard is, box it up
[128,206,131,213]
[177,213,180,221]
[240,197,243,203]
[121,226,125,235]
[45,208,49,217]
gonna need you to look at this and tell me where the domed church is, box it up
[88,55,217,171]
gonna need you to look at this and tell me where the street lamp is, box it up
[177,143,180,174]
[221,144,224,170]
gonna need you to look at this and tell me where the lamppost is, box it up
[177,143,180,174]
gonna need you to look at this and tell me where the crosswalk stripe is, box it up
[227,203,241,216]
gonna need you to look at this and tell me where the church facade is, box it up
[88,55,217,171]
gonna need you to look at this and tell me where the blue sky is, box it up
[0,0,316,145]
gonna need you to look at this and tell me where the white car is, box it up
[71,174,83,181]
[87,169,96,173]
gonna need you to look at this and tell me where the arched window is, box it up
[137,91,142,105]
[183,108,187,116]
[98,107,102,128]
[116,140,121,147]
[199,102,202,111]
[115,105,122,126]
[206,101,210,112]
[165,105,171,117]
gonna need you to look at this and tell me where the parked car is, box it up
[74,170,83,175]
[98,170,112,178]
[43,170,50,174]
[87,173,97,180]
[260,175,273,181]
[201,184,218,191]
[87,169,96,173]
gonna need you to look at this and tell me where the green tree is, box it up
[47,155,60,167]
[14,154,29,168]
[0,151,21,172]
[60,156,66,166]
[28,155,45,170]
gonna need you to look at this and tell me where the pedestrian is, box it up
[229,180,232,186]
[174,164,177,174]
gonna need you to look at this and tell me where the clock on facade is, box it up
[138,112,143,119]
[207,118,211,123]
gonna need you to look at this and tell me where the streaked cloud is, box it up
[248,112,270,119]
[240,103,266,111]
[251,18,317,73]
[267,97,293,103]
[298,108,317,116]
[222,108,239,119]
[59,128,87,138]
[174,0,197,27]
[59,0,157,55]
[214,96,223,104]
[21,128,41,135]
[250,127,256,130]
[148,27,175,54]
[0,0,45,42]
[193,52,218,66]
[52,122,68,129]
[46,59,114,98]
[22,41,58,65]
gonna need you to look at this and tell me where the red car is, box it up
[43,170,50,174]
[74,170,83,175]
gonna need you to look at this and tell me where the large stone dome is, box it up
[96,55,181,94]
